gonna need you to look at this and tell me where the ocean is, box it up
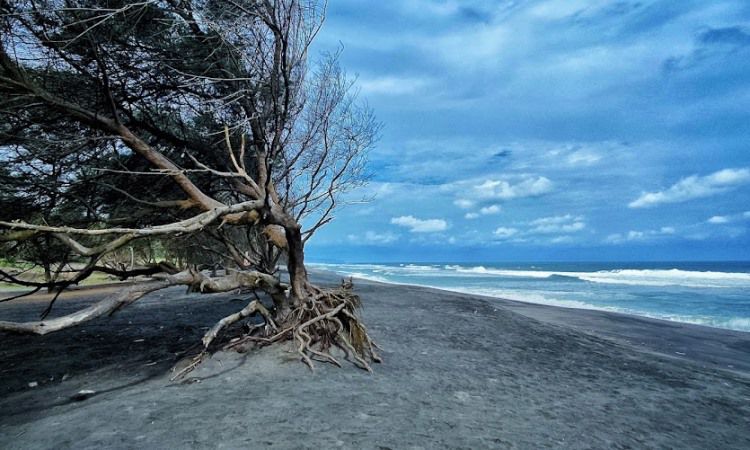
[310,261,750,332]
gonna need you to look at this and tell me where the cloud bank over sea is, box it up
[308,1,750,262]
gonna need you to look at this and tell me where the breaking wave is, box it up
[445,266,750,289]
[312,263,750,288]
[315,264,750,288]
[309,262,750,332]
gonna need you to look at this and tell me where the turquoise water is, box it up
[310,261,750,332]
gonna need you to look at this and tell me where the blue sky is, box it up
[305,0,750,262]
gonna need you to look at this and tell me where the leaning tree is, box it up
[0,0,381,373]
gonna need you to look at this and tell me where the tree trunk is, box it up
[43,261,53,293]
[285,225,308,305]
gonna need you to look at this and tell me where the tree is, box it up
[0,0,381,373]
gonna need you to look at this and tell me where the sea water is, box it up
[309,261,750,332]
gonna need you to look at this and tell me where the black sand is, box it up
[1,273,749,449]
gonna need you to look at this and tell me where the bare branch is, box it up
[0,279,171,335]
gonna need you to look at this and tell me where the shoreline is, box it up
[315,266,750,332]
[1,271,749,448]
[354,277,750,378]
[317,270,750,376]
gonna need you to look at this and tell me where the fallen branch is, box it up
[0,269,287,335]
[0,280,171,335]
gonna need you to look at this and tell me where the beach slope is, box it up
[1,273,749,449]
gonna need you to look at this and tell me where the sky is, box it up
[305,0,750,263]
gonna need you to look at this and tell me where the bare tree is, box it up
[0,0,380,373]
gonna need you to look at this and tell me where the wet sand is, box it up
[1,272,749,449]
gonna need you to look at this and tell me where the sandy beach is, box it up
[1,272,749,449]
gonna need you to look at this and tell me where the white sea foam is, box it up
[576,269,750,288]
[403,264,440,271]
[313,263,750,288]
[338,271,391,283]
[311,263,750,332]
[628,314,750,332]
[722,317,750,331]
[444,266,750,288]
[415,285,750,332]
[313,262,750,331]
[310,263,389,272]
[446,286,611,311]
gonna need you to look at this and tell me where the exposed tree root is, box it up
[172,279,381,379]
[201,298,277,349]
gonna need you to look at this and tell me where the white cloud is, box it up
[629,168,750,208]
[479,204,502,215]
[366,231,398,244]
[528,0,592,20]
[466,204,502,220]
[347,231,399,245]
[490,214,586,244]
[474,176,553,200]
[529,214,579,225]
[493,227,518,239]
[390,215,448,233]
[453,198,475,209]
[358,76,429,95]
[605,233,626,244]
[708,215,729,224]
[605,226,676,244]
[566,150,602,166]
[528,214,586,234]
[707,212,750,224]
[627,231,645,240]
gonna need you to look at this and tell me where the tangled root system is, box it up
[172,279,380,380]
